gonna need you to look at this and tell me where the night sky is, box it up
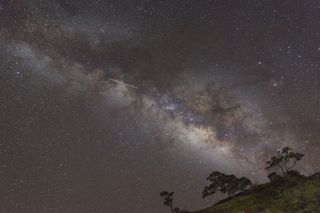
[1,0,320,212]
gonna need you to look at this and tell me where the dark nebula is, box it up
[1,1,320,212]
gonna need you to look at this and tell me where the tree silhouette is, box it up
[160,191,174,213]
[202,171,252,199]
[160,191,189,213]
[265,147,304,176]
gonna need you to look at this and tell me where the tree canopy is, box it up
[266,147,304,176]
[160,191,189,213]
[202,171,252,198]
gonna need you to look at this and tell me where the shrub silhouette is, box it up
[268,172,282,182]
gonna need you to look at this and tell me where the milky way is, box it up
[1,1,320,212]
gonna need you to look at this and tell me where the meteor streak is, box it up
[109,79,138,89]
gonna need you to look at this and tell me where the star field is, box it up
[0,1,320,213]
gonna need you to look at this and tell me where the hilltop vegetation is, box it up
[160,147,320,213]
[194,173,320,213]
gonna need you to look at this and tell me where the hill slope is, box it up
[193,173,320,213]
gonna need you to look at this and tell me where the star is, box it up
[0,1,319,213]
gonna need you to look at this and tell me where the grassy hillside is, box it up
[193,173,320,213]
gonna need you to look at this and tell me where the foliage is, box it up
[194,178,320,213]
[202,171,252,199]
[160,191,189,213]
[265,147,304,176]
[160,191,174,212]
[267,172,282,182]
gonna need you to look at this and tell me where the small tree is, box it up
[202,171,252,199]
[160,191,189,213]
[160,191,174,213]
[265,147,304,176]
